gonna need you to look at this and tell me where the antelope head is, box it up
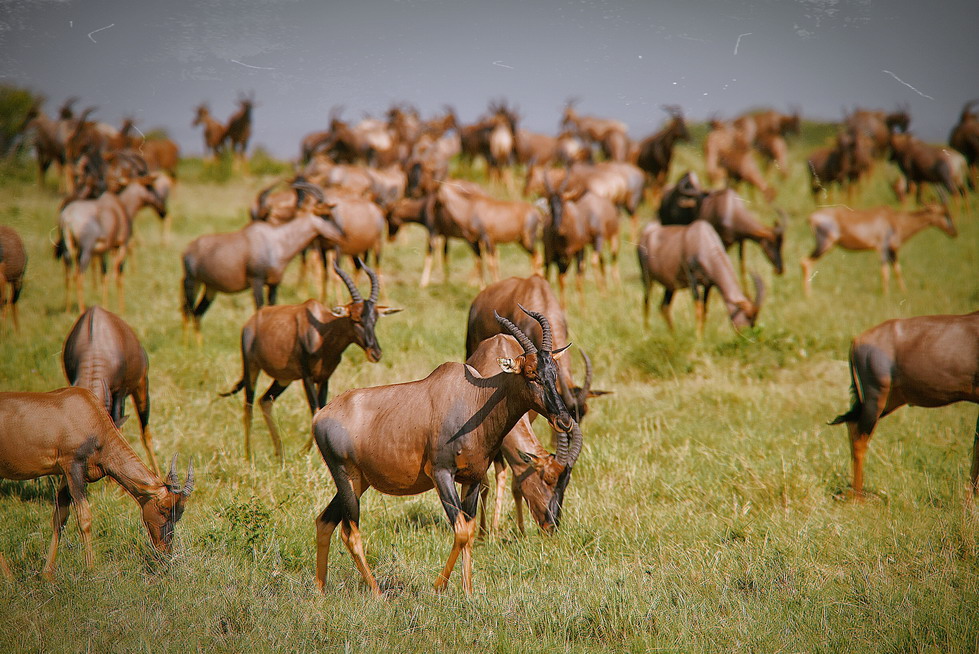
[731,274,765,330]
[327,259,401,363]
[495,305,576,438]
[143,455,194,553]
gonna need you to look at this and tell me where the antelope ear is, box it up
[497,357,522,374]
[377,306,403,315]
[552,342,572,361]
[330,305,350,317]
[587,389,613,398]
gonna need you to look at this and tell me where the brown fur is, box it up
[0,388,192,580]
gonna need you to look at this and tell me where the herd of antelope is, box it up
[0,92,976,595]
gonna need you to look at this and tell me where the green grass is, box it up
[1,140,978,653]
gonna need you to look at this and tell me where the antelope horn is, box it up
[494,311,537,354]
[166,454,179,488]
[517,304,552,351]
[291,180,325,204]
[555,429,570,468]
[567,421,584,469]
[333,259,362,302]
[183,461,195,497]
[577,348,593,407]
[364,261,380,303]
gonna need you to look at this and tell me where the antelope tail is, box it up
[219,379,245,397]
[828,356,861,425]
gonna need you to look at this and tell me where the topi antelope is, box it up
[830,312,979,498]
[0,225,27,332]
[466,335,580,535]
[56,176,167,313]
[801,204,957,296]
[192,103,228,160]
[62,306,160,474]
[0,387,193,580]
[311,308,578,595]
[638,220,764,337]
[180,209,345,342]
[220,261,400,460]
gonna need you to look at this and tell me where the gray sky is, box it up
[1,0,976,158]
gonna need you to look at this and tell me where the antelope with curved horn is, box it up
[0,387,193,580]
[311,308,579,595]
[638,220,765,337]
[220,260,401,460]
[465,275,610,532]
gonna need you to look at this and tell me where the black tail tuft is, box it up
[829,399,861,425]
[219,379,245,397]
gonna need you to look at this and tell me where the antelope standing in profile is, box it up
[830,312,979,498]
[180,211,345,342]
[220,262,400,460]
[0,387,193,580]
[800,204,957,296]
[0,225,27,332]
[638,220,764,337]
[62,306,159,474]
[311,309,578,595]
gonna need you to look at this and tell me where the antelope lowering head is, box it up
[495,305,575,435]
[329,259,401,363]
[142,455,194,553]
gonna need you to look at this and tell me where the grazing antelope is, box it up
[220,262,400,460]
[800,204,957,296]
[830,312,979,498]
[717,144,776,202]
[466,336,579,535]
[180,210,345,342]
[0,225,27,332]
[312,309,578,595]
[638,220,764,337]
[466,275,608,532]
[62,306,160,474]
[0,387,193,580]
[56,176,167,313]
[192,103,228,159]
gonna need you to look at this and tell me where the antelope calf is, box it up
[311,309,578,595]
[62,306,159,474]
[0,225,27,332]
[801,204,957,296]
[0,387,192,580]
[638,220,764,337]
[221,262,400,460]
[830,312,979,497]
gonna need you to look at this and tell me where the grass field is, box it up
[1,137,978,653]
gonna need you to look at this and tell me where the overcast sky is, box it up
[1,0,976,158]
